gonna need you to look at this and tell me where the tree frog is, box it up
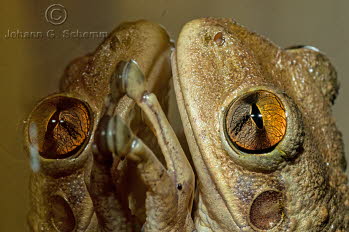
[24,18,349,231]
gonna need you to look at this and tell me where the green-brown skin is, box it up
[24,20,174,231]
[173,18,349,231]
[24,18,349,232]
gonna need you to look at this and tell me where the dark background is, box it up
[0,1,348,231]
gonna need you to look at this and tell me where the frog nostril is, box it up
[50,195,76,232]
[249,190,284,230]
[213,32,225,46]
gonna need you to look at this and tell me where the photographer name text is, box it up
[4,29,108,39]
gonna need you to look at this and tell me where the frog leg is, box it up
[89,124,133,232]
[115,60,195,231]
[112,115,195,232]
[88,64,137,232]
[109,115,177,230]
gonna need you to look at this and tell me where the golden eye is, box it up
[225,90,286,152]
[28,96,91,159]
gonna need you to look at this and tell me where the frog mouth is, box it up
[171,50,242,230]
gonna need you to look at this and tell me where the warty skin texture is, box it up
[173,18,348,231]
[24,20,174,231]
[24,18,349,232]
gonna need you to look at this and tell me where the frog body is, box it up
[173,18,348,231]
[24,18,349,232]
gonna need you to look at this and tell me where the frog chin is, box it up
[194,194,238,232]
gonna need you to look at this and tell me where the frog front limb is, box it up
[114,60,195,232]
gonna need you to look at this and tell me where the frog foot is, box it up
[109,60,195,232]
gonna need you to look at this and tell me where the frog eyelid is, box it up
[285,45,339,105]
[286,45,320,52]
[220,86,304,172]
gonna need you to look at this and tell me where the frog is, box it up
[24,17,349,232]
[24,20,190,231]
[171,18,349,231]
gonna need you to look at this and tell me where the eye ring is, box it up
[220,87,303,172]
[225,90,287,153]
[24,93,94,176]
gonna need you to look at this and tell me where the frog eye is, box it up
[221,87,303,172]
[27,96,91,159]
[225,90,286,153]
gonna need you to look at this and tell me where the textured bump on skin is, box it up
[174,18,348,231]
[25,18,349,232]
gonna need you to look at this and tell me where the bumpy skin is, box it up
[25,18,349,232]
[24,20,174,231]
[173,18,349,231]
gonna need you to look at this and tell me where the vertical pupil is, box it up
[47,111,60,130]
[225,90,286,152]
[250,103,263,129]
[28,96,91,159]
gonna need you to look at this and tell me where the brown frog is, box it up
[24,20,190,231]
[172,18,349,231]
[24,18,349,232]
